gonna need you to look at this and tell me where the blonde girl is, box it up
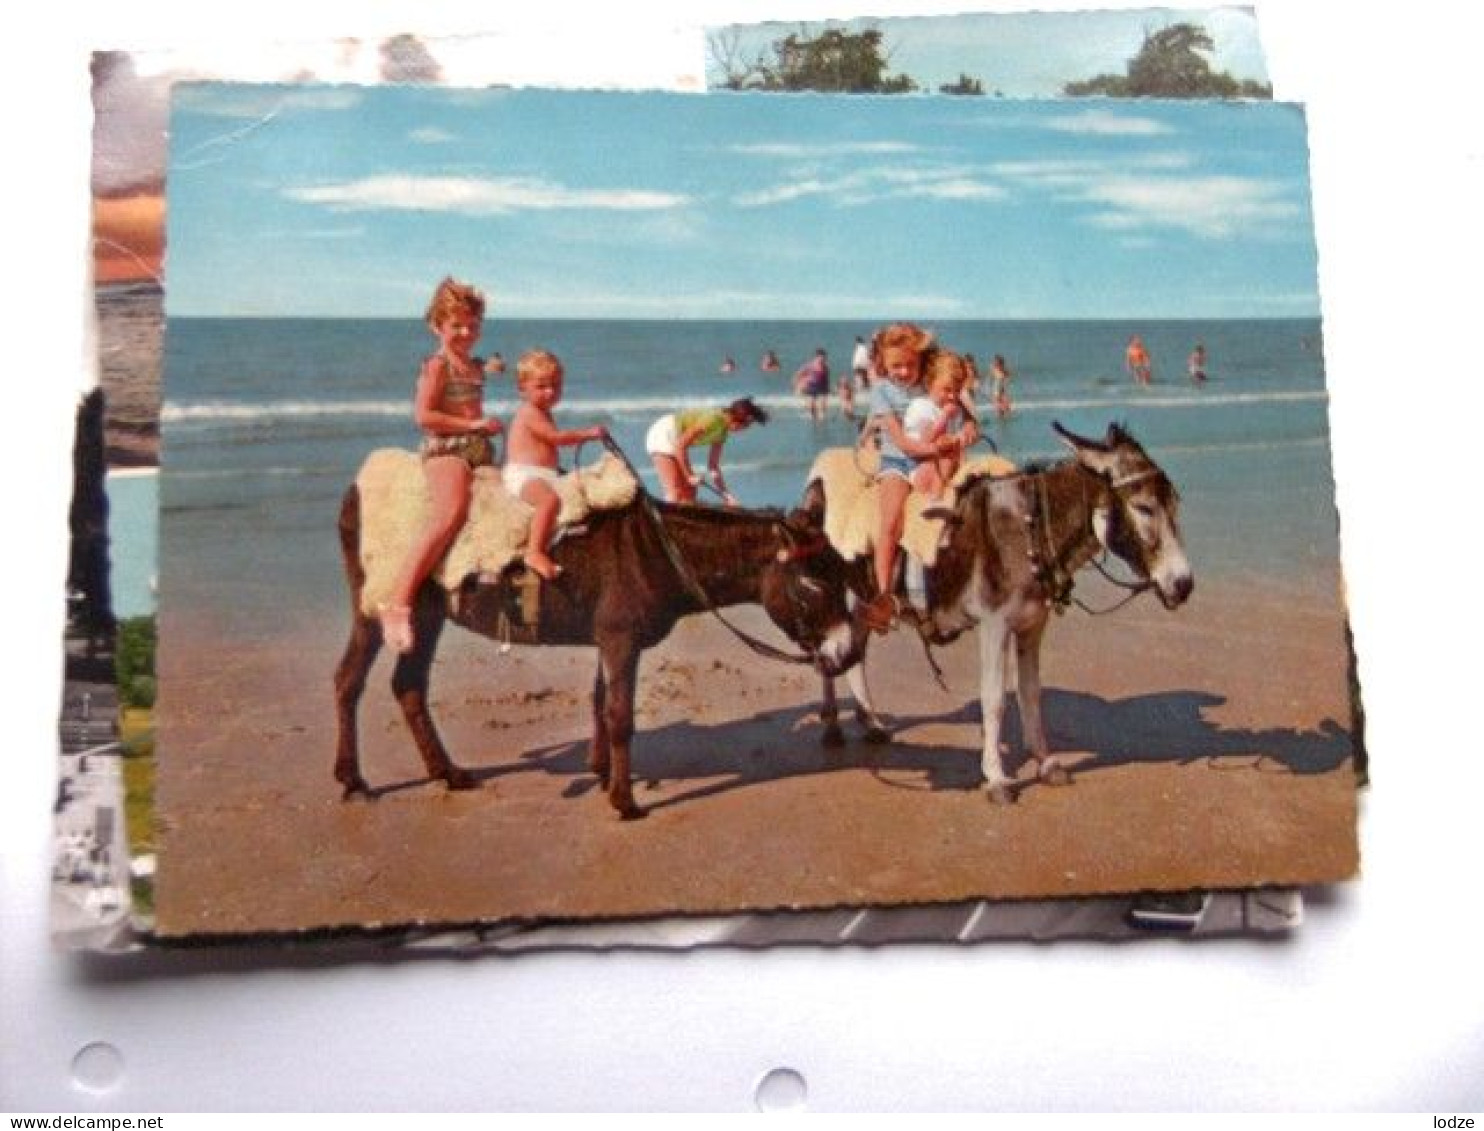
[862,323,958,631]
[905,351,971,500]
[380,278,503,654]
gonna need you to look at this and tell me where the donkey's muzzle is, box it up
[1160,574,1194,609]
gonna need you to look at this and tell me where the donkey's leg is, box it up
[333,612,381,800]
[391,598,477,791]
[1014,619,1069,787]
[597,636,646,820]
[976,611,1016,804]
[845,661,890,744]
[589,661,611,786]
[820,675,845,748]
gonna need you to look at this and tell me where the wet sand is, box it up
[153,573,1360,938]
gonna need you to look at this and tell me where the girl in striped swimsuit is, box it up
[380,277,504,654]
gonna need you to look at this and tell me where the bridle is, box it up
[1027,459,1162,616]
[655,510,843,669]
[769,528,843,656]
[599,436,836,669]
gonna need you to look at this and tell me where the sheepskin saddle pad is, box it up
[354,449,640,616]
[808,445,1017,569]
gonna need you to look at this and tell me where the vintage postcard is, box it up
[64,24,703,949]
[62,11,1352,949]
[133,83,1358,938]
[705,7,1271,97]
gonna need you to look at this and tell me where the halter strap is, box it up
[1027,462,1155,615]
[600,436,820,667]
[1110,467,1161,490]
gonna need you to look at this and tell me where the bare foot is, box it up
[378,605,414,654]
[523,552,563,581]
[861,592,897,634]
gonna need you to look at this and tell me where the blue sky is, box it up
[166,84,1319,320]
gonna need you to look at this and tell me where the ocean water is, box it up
[152,316,1342,636]
[103,470,158,618]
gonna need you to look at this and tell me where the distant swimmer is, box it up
[485,352,507,376]
[793,347,830,422]
[851,335,871,386]
[990,353,1013,417]
[719,355,737,374]
[1125,334,1153,385]
[1187,343,1208,384]
[760,349,781,372]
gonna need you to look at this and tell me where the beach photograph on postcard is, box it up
[151,84,1359,937]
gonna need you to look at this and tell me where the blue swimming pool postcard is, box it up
[135,82,1360,937]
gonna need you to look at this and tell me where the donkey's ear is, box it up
[1052,420,1106,453]
[795,483,827,527]
[786,504,822,532]
[1054,420,1117,476]
[1053,419,1093,450]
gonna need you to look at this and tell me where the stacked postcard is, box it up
[58,6,1362,955]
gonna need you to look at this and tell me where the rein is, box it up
[1030,472,1079,611]
[1074,556,1154,614]
[1028,463,1155,617]
[600,436,820,668]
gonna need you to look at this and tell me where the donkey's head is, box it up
[1055,421,1194,609]
[759,507,868,677]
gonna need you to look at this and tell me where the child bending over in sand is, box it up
[381,277,503,655]
[645,397,770,504]
[905,351,971,500]
[506,349,609,581]
[863,322,962,632]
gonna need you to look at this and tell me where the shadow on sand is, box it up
[422,685,1355,813]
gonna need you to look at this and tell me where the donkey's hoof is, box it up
[616,801,649,821]
[821,724,846,749]
[1040,762,1072,787]
[986,783,1018,806]
[862,725,891,746]
[338,775,373,801]
[442,766,479,791]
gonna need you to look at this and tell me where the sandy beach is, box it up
[153,568,1360,938]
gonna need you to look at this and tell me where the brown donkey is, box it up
[333,491,868,819]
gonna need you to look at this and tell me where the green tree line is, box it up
[710,21,1271,99]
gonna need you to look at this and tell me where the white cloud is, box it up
[1043,109,1174,137]
[1079,174,1300,239]
[285,174,690,214]
[989,156,1297,240]
[734,179,834,207]
[880,173,1005,203]
[409,127,457,145]
[736,163,1006,208]
[729,141,922,159]
[990,154,1191,183]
